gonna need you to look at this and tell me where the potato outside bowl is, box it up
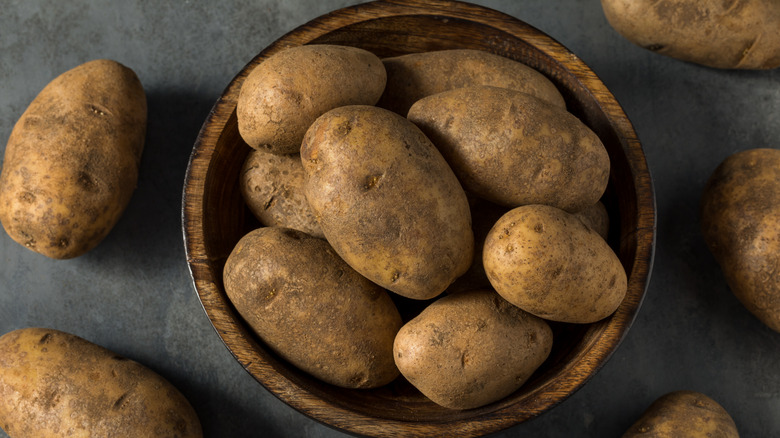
[182,0,656,436]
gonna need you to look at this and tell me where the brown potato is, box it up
[701,148,780,332]
[301,105,474,300]
[393,289,552,410]
[0,59,146,259]
[377,49,565,115]
[240,149,323,238]
[408,86,609,212]
[574,201,610,240]
[223,226,402,388]
[483,204,626,323]
[237,44,386,155]
[623,391,739,437]
[601,0,780,69]
[0,327,201,438]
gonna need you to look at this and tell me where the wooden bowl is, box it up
[182,0,655,436]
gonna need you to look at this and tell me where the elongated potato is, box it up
[0,327,201,438]
[223,226,402,388]
[483,204,626,323]
[0,59,146,259]
[377,49,565,115]
[408,86,609,212]
[393,289,552,410]
[701,148,780,332]
[301,105,474,300]
[240,149,323,238]
[601,0,780,69]
[237,44,386,154]
[623,391,739,437]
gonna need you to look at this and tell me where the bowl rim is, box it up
[182,0,656,436]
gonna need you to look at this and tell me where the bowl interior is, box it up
[183,2,654,436]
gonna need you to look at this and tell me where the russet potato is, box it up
[623,391,739,437]
[223,226,402,388]
[237,44,386,155]
[601,0,780,69]
[483,204,626,323]
[408,86,609,212]
[377,48,565,115]
[0,328,201,438]
[0,59,146,259]
[301,105,474,300]
[393,289,552,410]
[701,148,780,332]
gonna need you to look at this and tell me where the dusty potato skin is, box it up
[377,49,565,116]
[483,204,627,323]
[301,105,474,300]
[0,59,146,259]
[237,44,386,155]
[408,86,610,212]
[601,0,780,69]
[223,226,402,388]
[393,289,552,410]
[0,327,201,438]
[622,391,739,437]
[574,201,610,240]
[240,149,323,238]
[701,148,780,332]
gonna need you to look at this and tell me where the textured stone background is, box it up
[1,1,779,437]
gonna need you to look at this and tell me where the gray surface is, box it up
[0,0,778,437]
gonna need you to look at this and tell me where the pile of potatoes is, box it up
[225,44,628,409]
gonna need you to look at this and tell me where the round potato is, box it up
[483,204,626,323]
[0,59,146,259]
[408,86,609,212]
[701,148,780,332]
[240,149,323,238]
[601,0,780,69]
[237,44,386,155]
[623,391,739,437]
[377,49,565,116]
[301,105,474,300]
[393,289,552,410]
[0,327,201,438]
[223,226,402,388]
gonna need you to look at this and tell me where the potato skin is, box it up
[223,226,402,388]
[408,86,609,212]
[483,204,626,323]
[237,44,386,154]
[601,0,780,69]
[622,391,739,437]
[301,105,474,300]
[377,49,565,115]
[240,149,323,238]
[701,148,780,332]
[0,327,201,438]
[0,59,146,259]
[393,289,552,410]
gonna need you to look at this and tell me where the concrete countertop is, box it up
[1,1,778,436]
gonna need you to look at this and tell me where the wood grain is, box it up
[182,0,656,436]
